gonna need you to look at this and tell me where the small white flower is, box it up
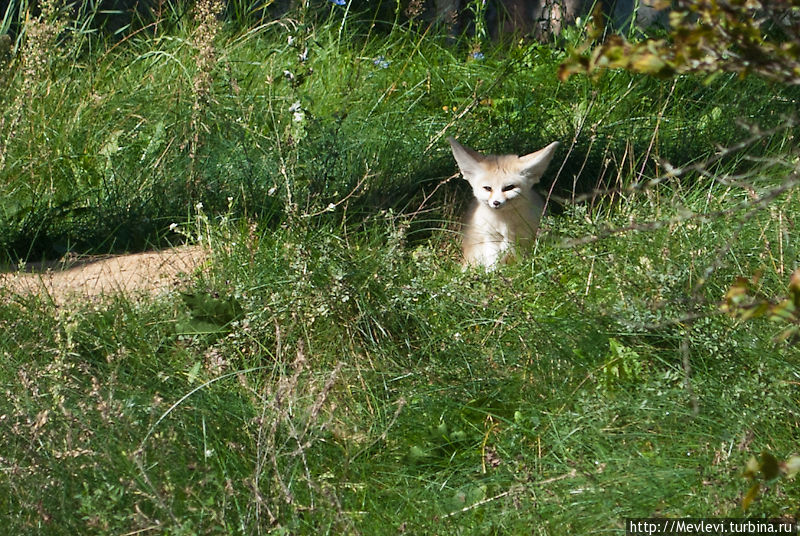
[169,223,179,231]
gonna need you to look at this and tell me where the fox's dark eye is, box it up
[501,184,516,192]
[483,186,492,192]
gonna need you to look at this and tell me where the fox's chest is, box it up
[470,199,542,241]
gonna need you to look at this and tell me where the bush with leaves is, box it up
[560,0,800,84]
[560,0,800,514]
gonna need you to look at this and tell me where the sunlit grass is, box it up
[1,2,799,534]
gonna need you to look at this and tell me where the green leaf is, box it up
[444,484,487,513]
[186,361,202,384]
[180,291,243,326]
[784,455,800,477]
[773,326,799,343]
[450,429,467,442]
[743,456,760,479]
[176,315,227,337]
[436,422,449,438]
[408,445,429,462]
[739,302,770,321]
[760,451,780,480]
[790,270,800,309]
[768,300,796,322]
[465,484,487,505]
[742,482,760,511]
[631,52,668,75]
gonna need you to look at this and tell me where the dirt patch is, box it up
[0,245,208,305]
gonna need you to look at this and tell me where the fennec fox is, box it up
[448,137,560,268]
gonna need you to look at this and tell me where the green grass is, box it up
[1,3,800,534]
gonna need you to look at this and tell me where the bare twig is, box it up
[560,174,800,248]
[303,169,373,218]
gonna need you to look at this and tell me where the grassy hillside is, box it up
[1,2,799,534]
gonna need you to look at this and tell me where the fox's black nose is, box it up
[492,200,502,208]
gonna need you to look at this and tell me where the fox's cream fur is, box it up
[448,137,560,268]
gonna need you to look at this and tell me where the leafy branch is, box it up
[559,1,800,84]
[741,451,800,510]
[722,269,800,342]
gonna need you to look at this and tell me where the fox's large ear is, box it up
[518,141,560,183]
[448,137,485,182]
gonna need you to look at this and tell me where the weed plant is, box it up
[1,2,799,534]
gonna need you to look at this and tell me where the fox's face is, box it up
[448,137,560,211]
[448,137,560,268]
[467,158,528,210]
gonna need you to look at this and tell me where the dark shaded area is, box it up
[3,1,797,263]
[0,158,284,262]
[1,1,668,41]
